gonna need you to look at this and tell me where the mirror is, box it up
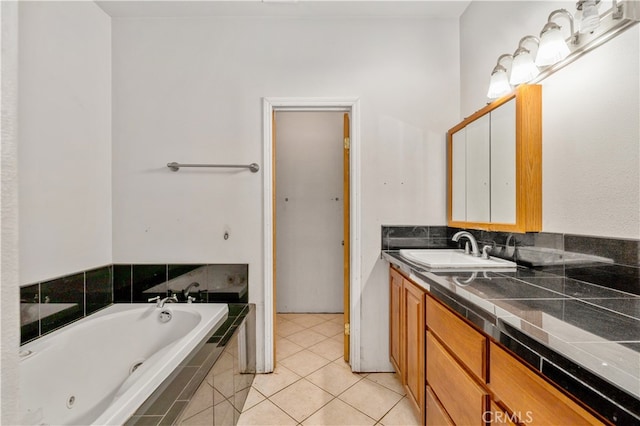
[447,84,542,233]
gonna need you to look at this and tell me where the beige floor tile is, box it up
[310,320,344,337]
[179,380,214,421]
[276,320,305,337]
[330,332,344,343]
[279,349,330,377]
[338,378,403,421]
[301,399,376,426]
[286,329,328,348]
[213,368,235,398]
[278,313,306,321]
[330,316,345,325]
[306,362,362,396]
[214,399,236,426]
[275,337,304,360]
[308,337,343,361]
[214,388,225,405]
[288,314,327,328]
[179,406,214,426]
[241,387,266,411]
[251,365,301,397]
[332,358,355,371]
[270,378,334,422]
[237,399,297,426]
[313,313,343,321]
[364,372,405,395]
[379,397,422,426]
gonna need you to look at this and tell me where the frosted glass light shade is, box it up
[579,0,600,34]
[510,51,539,85]
[536,27,571,66]
[487,70,512,99]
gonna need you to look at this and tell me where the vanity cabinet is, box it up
[389,266,425,418]
[448,84,542,233]
[388,265,608,426]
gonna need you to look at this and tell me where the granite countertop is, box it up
[383,250,640,424]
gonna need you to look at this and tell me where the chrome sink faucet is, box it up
[148,294,178,308]
[452,231,480,257]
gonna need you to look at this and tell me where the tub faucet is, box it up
[452,231,480,257]
[148,295,178,308]
[182,282,200,298]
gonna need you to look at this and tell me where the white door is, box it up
[275,111,344,313]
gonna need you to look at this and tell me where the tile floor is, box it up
[237,313,421,426]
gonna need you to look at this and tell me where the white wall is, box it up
[112,16,459,371]
[18,1,112,284]
[460,1,640,238]
[1,2,20,423]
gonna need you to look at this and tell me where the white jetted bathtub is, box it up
[19,303,229,425]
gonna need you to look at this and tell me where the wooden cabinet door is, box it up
[403,279,425,416]
[389,267,404,378]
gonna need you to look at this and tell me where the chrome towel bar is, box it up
[167,162,260,173]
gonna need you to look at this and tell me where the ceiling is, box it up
[95,0,472,18]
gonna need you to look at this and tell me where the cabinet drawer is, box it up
[427,332,488,426]
[426,295,487,381]
[488,401,518,426]
[426,386,454,426]
[490,342,604,425]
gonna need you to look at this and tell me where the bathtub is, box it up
[19,303,229,425]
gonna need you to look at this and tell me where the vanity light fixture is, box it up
[486,0,638,101]
[535,9,577,66]
[486,54,513,99]
[509,36,540,85]
[577,0,601,33]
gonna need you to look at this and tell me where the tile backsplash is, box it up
[382,225,640,296]
[20,265,112,344]
[20,263,248,344]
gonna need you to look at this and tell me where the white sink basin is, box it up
[399,249,517,269]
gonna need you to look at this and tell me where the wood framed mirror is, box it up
[447,84,542,233]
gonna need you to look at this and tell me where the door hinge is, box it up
[344,137,350,150]
[344,323,350,336]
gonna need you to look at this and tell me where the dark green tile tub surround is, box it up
[21,263,251,344]
[39,273,84,335]
[20,266,113,344]
[115,264,248,304]
[133,265,168,302]
[86,265,113,315]
[20,284,40,343]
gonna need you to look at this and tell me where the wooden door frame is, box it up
[262,97,361,373]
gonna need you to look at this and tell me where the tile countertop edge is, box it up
[382,251,640,425]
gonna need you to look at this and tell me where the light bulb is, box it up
[536,23,571,66]
[579,0,600,34]
[510,49,539,85]
[487,68,512,99]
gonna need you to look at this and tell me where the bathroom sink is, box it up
[399,249,517,269]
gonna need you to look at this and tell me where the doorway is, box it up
[262,98,361,373]
[274,111,344,313]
